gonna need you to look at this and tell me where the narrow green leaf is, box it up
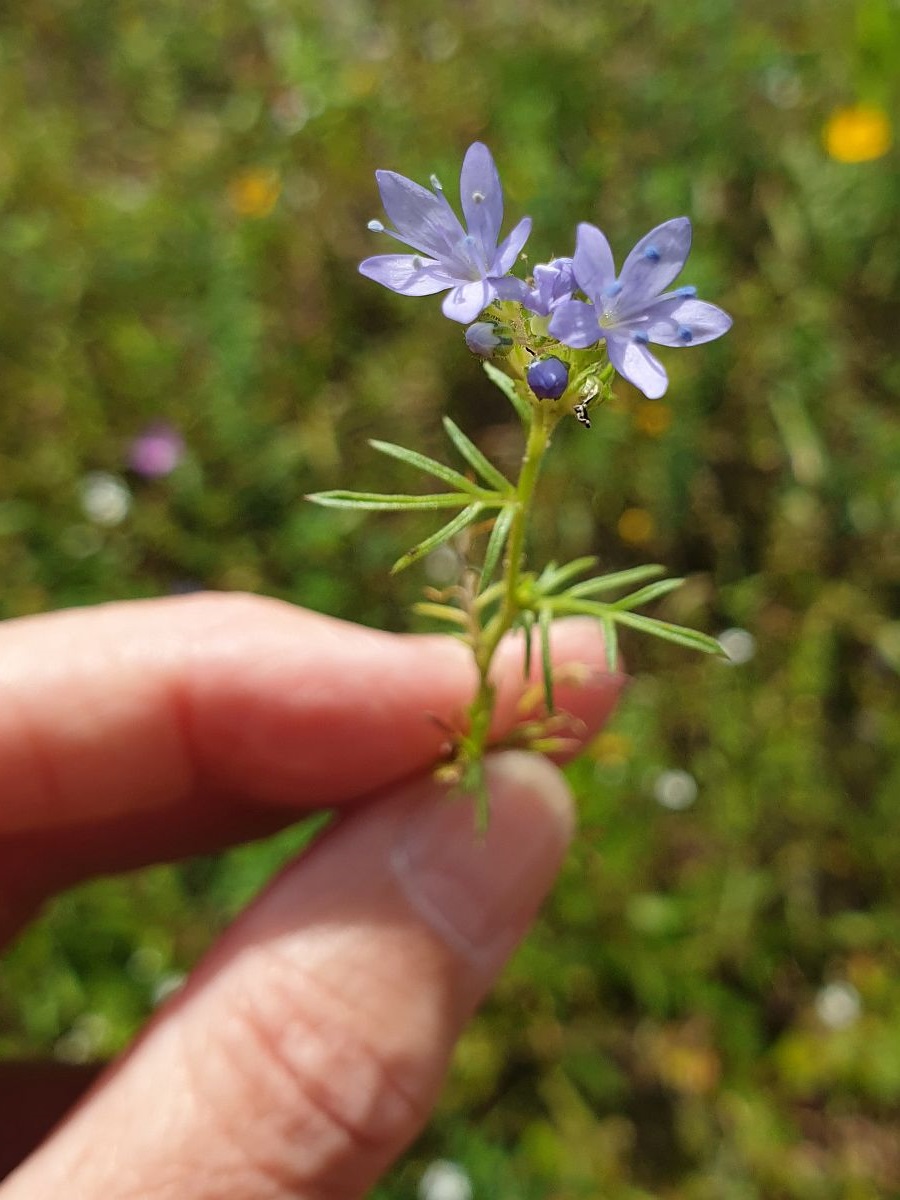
[391,504,483,574]
[369,439,482,495]
[613,611,726,655]
[480,504,516,588]
[411,602,470,628]
[612,578,685,610]
[566,563,667,598]
[520,610,535,677]
[442,417,513,492]
[601,615,618,673]
[483,361,531,423]
[538,605,555,713]
[307,490,473,512]
[538,556,599,593]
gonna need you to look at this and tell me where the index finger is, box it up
[0,593,622,930]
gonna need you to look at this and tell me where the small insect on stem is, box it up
[573,402,591,429]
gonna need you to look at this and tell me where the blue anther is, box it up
[677,325,693,343]
[643,244,661,263]
[675,285,697,298]
[633,330,650,345]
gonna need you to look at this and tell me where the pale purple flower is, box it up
[128,422,185,478]
[359,143,532,324]
[549,219,732,399]
[503,257,575,317]
[465,320,505,357]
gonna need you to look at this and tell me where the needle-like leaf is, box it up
[307,490,474,512]
[391,504,484,574]
[483,361,531,423]
[369,439,483,495]
[442,417,513,493]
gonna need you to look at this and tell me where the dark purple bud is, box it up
[526,356,569,400]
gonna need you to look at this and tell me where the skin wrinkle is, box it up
[171,953,431,1200]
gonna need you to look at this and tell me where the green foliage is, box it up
[1,0,899,1195]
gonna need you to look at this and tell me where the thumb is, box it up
[3,753,575,1200]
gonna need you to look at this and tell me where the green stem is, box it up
[459,403,558,773]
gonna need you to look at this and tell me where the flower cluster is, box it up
[360,142,731,402]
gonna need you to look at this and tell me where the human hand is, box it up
[0,593,623,1199]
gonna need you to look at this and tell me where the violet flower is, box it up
[128,422,185,478]
[505,257,576,317]
[527,356,569,400]
[549,219,732,399]
[359,143,532,324]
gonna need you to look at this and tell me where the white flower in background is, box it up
[815,981,861,1031]
[653,768,698,811]
[79,471,131,527]
[419,1160,473,1200]
[717,627,757,665]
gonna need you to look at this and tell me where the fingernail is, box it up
[390,752,574,966]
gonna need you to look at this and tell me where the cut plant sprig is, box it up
[315,140,734,827]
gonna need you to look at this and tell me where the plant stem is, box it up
[459,402,558,779]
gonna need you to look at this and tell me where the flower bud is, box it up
[526,356,569,400]
[464,320,513,359]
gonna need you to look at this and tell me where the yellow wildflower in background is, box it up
[589,731,633,767]
[617,507,655,545]
[228,167,282,217]
[634,401,673,437]
[824,105,892,163]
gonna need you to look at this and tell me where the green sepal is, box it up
[369,439,482,495]
[307,490,473,512]
[391,503,484,574]
[482,361,531,423]
[442,417,513,493]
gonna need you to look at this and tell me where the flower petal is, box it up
[359,254,455,296]
[492,216,532,275]
[493,274,532,304]
[606,334,669,398]
[573,223,617,304]
[640,296,733,346]
[441,279,494,323]
[549,299,603,349]
[460,142,504,258]
[617,217,692,309]
[375,169,466,260]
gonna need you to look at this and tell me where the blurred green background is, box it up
[1,0,899,1195]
